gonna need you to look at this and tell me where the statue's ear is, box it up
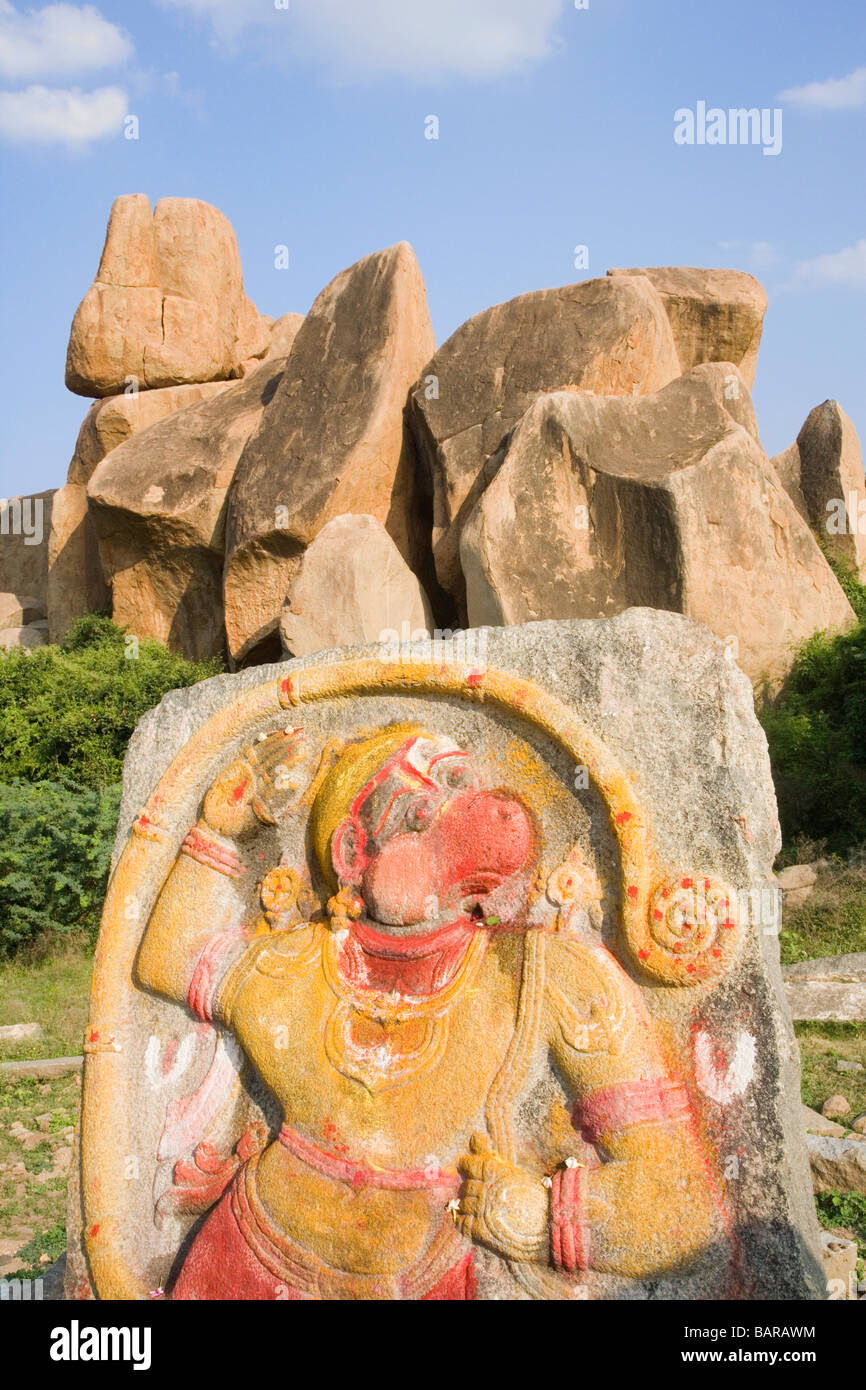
[331,819,367,885]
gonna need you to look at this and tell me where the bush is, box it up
[0,613,222,789]
[0,780,121,957]
[760,570,866,855]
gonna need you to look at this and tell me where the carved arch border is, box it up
[81,656,743,1299]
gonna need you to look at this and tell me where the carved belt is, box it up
[232,1153,467,1300]
[278,1123,461,1196]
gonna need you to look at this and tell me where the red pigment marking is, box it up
[673,942,683,953]
[89,1031,99,1042]
[616,812,632,826]
[163,1038,178,1075]
[322,1121,351,1159]
[90,1224,100,1238]
[638,948,650,960]
[139,814,150,826]
[704,879,711,891]
[712,948,722,958]
[681,878,693,890]
[653,909,663,921]
[721,919,736,930]
[627,886,638,900]
[231,778,249,804]
[467,671,484,688]
[281,677,295,697]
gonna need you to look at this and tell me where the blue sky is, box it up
[0,0,864,498]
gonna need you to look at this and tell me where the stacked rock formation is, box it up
[3,195,862,677]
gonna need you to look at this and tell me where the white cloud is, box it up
[0,2,132,80]
[162,0,565,79]
[778,65,866,110]
[749,241,780,271]
[0,82,127,145]
[784,239,866,291]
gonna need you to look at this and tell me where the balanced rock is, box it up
[459,363,854,682]
[87,358,286,660]
[409,274,680,610]
[67,609,823,1300]
[773,402,866,581]
[225,243,435,664]
[279,514,433,658]
[65,196,269,397]
[607,267,767,388]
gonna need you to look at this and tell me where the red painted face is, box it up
[332,736,536,929]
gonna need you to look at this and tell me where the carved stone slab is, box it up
[66,610,823,1300]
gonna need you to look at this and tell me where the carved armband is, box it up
[181,825,245,879]
[550,1161,594,1273]
[188,927,249,1023]
[574,1077,690,1144]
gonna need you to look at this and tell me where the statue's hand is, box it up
[202,729,303,839]
[454,1131,549,1262]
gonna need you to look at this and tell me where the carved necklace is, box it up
[321,922,489,1093]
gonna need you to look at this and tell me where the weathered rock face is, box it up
[224,242,436,665]
[459,364,855,682]
[409,275,681,611]
[263,312,304,361]
[806,1132,866,1196]
[782,953,866,1022]
[46,486,110,643]
[87,359,285,660]
[607,267,767,388]
[67,383,235,485]
[65,196,269,397]
[48,384,234,642]
[67,610,823,1302]
[279,514,432,658]
[0,491,54,606]
[0,592,49,651]
[0,623,48,651]
[0,593,45,629]
[773,401,866,581]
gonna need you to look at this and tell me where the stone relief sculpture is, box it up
[70,619,824,1301]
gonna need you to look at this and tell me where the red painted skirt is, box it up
[169,1155,476,1301]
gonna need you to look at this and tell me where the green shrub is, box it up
[0,780,121,957]
[0,613,222,789]
[815,1189,866,1252]
[759,571,866,855]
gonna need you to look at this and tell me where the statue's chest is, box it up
[232,930,523,1157]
